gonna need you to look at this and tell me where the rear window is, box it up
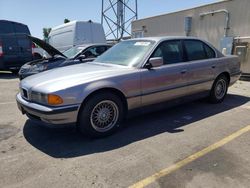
[184,40,216,61]
[0,21,30,34]
[204,44,216,58]
[14,23,30,34]
[0,21,15,34]
[17,38,31,48]
[184,40,207,61]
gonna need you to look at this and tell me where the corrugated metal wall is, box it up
[132,0,250,49]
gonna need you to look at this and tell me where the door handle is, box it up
[211,65,216,69]
[181,69,187,74]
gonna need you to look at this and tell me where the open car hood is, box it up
[28,35,67,58]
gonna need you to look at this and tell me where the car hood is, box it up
[28,35,67,58]
[21,62,135,93]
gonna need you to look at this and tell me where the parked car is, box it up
[18,35,112,79]
[16,36,241,137]
[0,20,33,73]
[48,20,106,52]
[32,45,46,60]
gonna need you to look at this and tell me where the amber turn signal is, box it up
[47,94,63,105]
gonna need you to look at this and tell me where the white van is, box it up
[48,20,106,52]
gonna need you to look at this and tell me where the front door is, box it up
[141,40,188,106]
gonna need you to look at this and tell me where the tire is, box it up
[78,92,125,138]
[11,69,19,75]
[209,74,229,103]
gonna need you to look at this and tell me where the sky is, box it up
[0,0,218,39]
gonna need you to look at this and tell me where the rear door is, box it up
[0,21,20,69]
[16,34,33,65]
[0,21,32,69]
[1,34,21,69]
[14,23,33,66]
[183,39,217,95]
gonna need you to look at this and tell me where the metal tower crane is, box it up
[101,0,138,41]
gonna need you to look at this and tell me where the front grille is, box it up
[22,88,28,99]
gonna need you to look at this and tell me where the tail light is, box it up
[31,42,35,55]
[0,42,3,57]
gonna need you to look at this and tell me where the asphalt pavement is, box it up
[0,72,249,188]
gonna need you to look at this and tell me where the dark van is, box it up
[0,20,33,73]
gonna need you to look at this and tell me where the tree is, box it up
[43,28,51,41]
[64,18,70,23]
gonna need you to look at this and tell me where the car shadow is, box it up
[0,72,18,79]
[23,94,250,158]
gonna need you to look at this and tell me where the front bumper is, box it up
[16,93,80,124]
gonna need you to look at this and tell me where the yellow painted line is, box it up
[129,124,250,188]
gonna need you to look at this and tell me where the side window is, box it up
[83,48,95,58]
[204,44,216,58]
[151,40,183,65]
[83,47,105,58]
[95,46,107,56]
[184,40,207,61]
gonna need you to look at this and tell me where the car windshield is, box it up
[63,46,87,59]
[94,40,155,67]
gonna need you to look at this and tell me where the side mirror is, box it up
[78,54,86,61]
[145,57,164,69]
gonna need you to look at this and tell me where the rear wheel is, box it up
[78,92,125,138]
[209,75,229,103]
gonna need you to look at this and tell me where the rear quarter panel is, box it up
[214,55,241,85]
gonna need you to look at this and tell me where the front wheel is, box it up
[209,75,229,103]
[78,93,125,138]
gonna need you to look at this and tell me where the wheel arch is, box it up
[77,87,128,123]
[216,72,230,84]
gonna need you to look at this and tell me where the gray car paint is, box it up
[16,36,241,125]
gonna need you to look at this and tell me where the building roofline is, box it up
[133,0,232,22]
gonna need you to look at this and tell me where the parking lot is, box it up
[0,72,250,188]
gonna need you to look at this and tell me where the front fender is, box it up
[79,80,126,102]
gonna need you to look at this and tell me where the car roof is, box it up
[129,36,202,43]
[0,19,28,26]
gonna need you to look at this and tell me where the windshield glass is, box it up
[94,40,155,67]
[63,46,86,58]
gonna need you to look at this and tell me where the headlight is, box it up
[19,66,30,74]
[31,91,63,105]
[34,64,47,71]
[30,91,47,104]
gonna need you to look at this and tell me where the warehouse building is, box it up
[131,0,250,77]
